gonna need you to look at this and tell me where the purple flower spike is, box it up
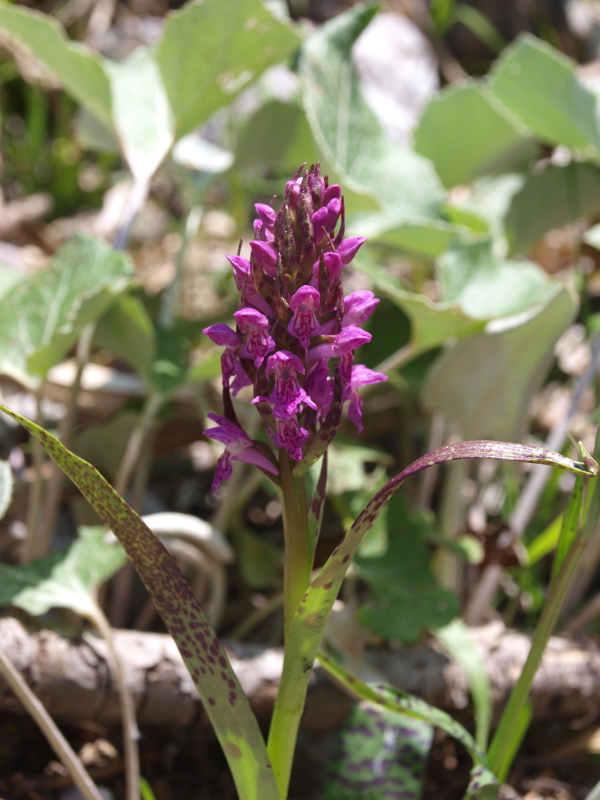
[275,415,309,461]
[203,163,387,475]
[343,291,380,326]
[249,240,278,278]
[288,286,321,348]
[234,307,275,367]
[266,350,317,416]
[203,413,278,490]
[338,236,367,266]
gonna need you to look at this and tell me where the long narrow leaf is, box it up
[269,439,599,790]
[0,406,279,800]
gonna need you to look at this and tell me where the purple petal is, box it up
[212,450,233,491]
[233,447,279,475]
[254,203,277,228]
[351,364,388,388]
[203,323,241,348]
[288,286,322,348]
[323,185,341,203]
[204,413,252,449]
[343,291,379,326]
[275,416,309,460]
[234,307,270,330]
[249,240,277,277]
[338,236,367,265]
[308,326,372,360]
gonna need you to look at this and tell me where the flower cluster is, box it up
[203,164,387,491]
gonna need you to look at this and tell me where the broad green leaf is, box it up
[105,48,174,181]
[234,100,320,175]
[0,234,135,386]
[414,81,537,188]
[488,34,600,156]
[381,287,486,357]
[323,697,432,800]
[355,495,459,643]
[234,529,282,590]
[434,620,492,751]
[423,285,578,441]
[317,652,499,800]
[0,264,24,299]
[93,294,155,384]
[0,460,13,521]
[504,162,600,255]
[356,249,486,358]
[0,5,112,130]
[438,239,556,319]
[0,526,127,619]
[453,173,525,248]
[300,3,444,215]
[0,406,279,800]
[352,213,470,258]
[150,325,191,395]
[156,0,301,140]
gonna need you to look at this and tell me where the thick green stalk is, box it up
[269,451,313,798]
[278,450,312,641]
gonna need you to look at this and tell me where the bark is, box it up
[0,617,598,729]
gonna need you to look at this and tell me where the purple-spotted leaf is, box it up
[271,439,598,776]
[318,652,498,800]
[323,694,432,800]
[0,406,279,800]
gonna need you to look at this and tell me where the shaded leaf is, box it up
[0,526,126,619]
[505,162,600,255]
[156,0,301,140]
[0,406,279,800]
[0,234,134,386]
[318,651,499,800]
[355,495,459,643]
[423,285,578,441]
[488,34,600,155]
[414,81,537,188]
[300,3,443,215]
[323,697,432,800]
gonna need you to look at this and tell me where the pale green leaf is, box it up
[438,239,556,319]
[434,620,492,750]
[0,234,135,386]
[414,81,537,188]
[156,0,301,140]
[423,285,578,440]
[105,48,174,181]
[505,162,600,254]
[0,526,127,619]
[0,460,13,521]
[0,5,112,130]
[300,3,444,215]
[488,34,600,156]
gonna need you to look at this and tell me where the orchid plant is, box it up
[2,164,599,800]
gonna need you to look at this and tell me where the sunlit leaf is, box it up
[414,81,536,188]
[156,0,301,140]
[0,234,134,386]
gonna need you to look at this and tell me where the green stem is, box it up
[278,450,312,641]
[268,451,313,798]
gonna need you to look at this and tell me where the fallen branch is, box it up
[0,617,598,728]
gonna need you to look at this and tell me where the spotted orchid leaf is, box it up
[270,439,599,781]
[318,652,499,800]
[0,406,279,800]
